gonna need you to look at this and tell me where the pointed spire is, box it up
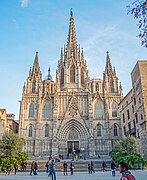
[113,66,116,75]
[29,67,32,76]
[67,8,78,59]
[60,48,63,62]
[81,48,85,63]
[105,51,113,75]
[32,52,40,74]
[47,65,52,80]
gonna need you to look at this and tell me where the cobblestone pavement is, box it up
[0,170,146,180]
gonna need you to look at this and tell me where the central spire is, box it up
[66,9,78,59]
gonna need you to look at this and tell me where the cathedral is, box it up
[19,10,123,157]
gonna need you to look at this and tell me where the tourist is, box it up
[45,160,49,174]
[111,160,116,176]
[34,160,38,175]
[24,161,27,171]
[102,161,107,172]
[88,163,91,174]
[118,161,136,180]
[91,161,95,173]
[30,161,35,176]
[21,161,25,171]
[70,161,74,175]
[6,162,10,175]
[49,159,56,180]
[63,161,68,175]
[14,162,18,175]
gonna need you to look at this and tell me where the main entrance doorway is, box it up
[67,141,79,153]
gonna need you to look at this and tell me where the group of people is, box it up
[63,161,74,175]
[88,161,95,173]
[45,159,56,180]
[5,161,27,175]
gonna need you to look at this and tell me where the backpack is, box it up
[121,173,136,180]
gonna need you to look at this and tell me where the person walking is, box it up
[6,163,10,175]
[24,161,27,171]
[34,160,38,175]
[118,161,136,180]
[49,159,56,180]
[88,163,91,174]
[111,160,116,176]
[90,161,95,173]
[102,161,107,172]
[70,162,74,175]
[21,161,25,171]
[63,161,68,175]
[30,161,35,176]
[45,160,49,174]
[14,162,18,175]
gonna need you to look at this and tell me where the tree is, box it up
[127,0,147,48]
[0,131,28,172]
[0,131,25,157]
[109,136,147,168]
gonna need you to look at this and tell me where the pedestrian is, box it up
[90,161,95,173]
[102,161,107,172]
[118,161,136,180]
[45,160,49,174]
[14,162,18,175]
[21,161,25,171]
[70,161,74,175]
[24,161,27,171]
[63,161,68,175]
[30,161,35,176]
[111,160,116,176]
[49,159,56,180]
[34,160,38,175]
[6,163,10,175]
[88,163,91,174]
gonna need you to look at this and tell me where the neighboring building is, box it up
[7,113,19,133]
[0,110,18,138]
[19,10,123,157]
[0,109,7,139]
[120,61,147,157]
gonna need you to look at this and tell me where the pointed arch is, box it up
[97,124,102,136]
[43,101,52,119]
[114,123,119,136]
[61,67,64,85]
[112,101,118,117]
[28,125,33,137]
[110,78,114,93]
[29,103,35,118]
[81,68,84,85]
[68,129,79,140]
[94,101,104,119]
[70,64,75,83]
[45,124,49,137]
[32,80,36,93]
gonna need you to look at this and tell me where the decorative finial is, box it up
[106,51,109,55]
[70,8,73,16]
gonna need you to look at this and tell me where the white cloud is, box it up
[20,0,29,8]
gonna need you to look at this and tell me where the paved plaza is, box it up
[0,171,146,180]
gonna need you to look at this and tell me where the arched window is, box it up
[114,124,119,136]
[28,125,33,137]
[61,67,64,85]
[70,65,75,83]
[94,101,103,119]
[32,80,36,93]
[43,102,52,119]
[81,68,84,85]
[29,103,35,118]
[96,83,99,92]
[112,102,118,117]
[110,78,114,93]
[97,124,102,136]
[45,125,49,137]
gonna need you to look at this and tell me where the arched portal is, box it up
[57,119,89,155]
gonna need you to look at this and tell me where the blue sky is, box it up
[0,0,146,119]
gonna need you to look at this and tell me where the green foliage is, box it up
[0,131,28,172]
[0,131,25,157]
[109,136,147,168]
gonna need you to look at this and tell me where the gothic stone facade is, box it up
[19,11,123,157]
